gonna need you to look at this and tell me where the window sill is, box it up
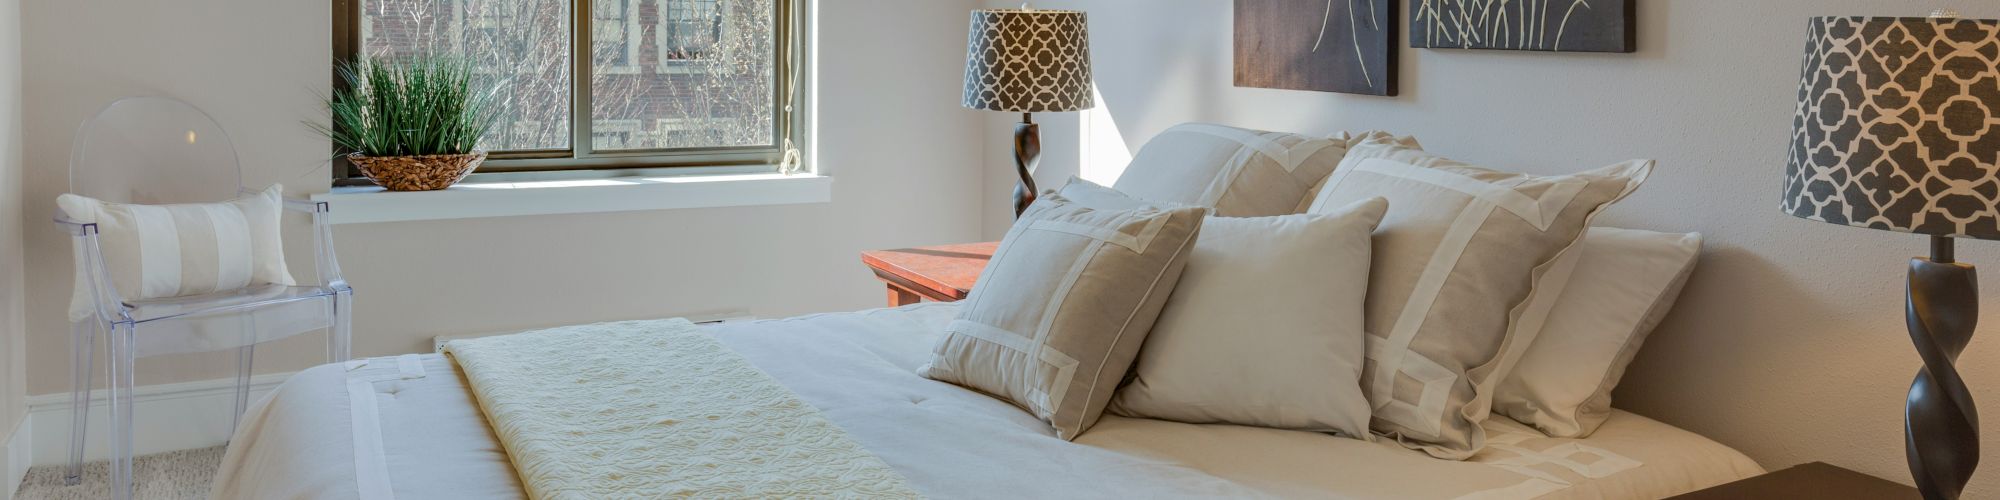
[310,172,832,225]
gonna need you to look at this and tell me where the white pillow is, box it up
[58,185,294,321]
[1494,227,1702,438]
[1110,197,1388,439]
[1111,122,1412,217]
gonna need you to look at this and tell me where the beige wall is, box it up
[1,0,25,473]
[0,0,23,476]
[19,0,984,392]
[987,0,2000,495]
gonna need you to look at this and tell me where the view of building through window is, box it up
[360,0,777,154]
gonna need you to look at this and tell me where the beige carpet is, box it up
[12,446,224,500]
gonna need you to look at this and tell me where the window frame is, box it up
[331,0,800,184]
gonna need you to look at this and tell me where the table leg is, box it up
[887,284,922,307]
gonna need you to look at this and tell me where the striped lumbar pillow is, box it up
[58,185,295,320]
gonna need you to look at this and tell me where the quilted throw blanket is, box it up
[443,319,921,499]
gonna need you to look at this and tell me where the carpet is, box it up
[12,446,224,500]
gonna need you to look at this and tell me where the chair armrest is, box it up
[56,216,130,322]
[284,197,331,214]
[53,215,96,236]
[295,198,349,289]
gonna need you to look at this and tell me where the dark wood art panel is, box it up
[1411,0,1635,52]
[1234,0,1397,96]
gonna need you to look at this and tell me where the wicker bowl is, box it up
[348,152,487,191]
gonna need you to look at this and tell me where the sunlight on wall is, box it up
[1078,84,1132,185]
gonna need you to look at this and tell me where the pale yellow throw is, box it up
[444,319,921,499]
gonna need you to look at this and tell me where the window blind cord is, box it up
[777,2,805,175]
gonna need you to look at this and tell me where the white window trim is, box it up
[593,0,644,75]
[656,0,724,72]
[312,171,831,225]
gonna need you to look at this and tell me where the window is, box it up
[593,0,641,73]
[660,0,719,64]
[335,0,798,181]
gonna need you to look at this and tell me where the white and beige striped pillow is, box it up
[1110,122,1415,217]
[1307,141,1650,459]
[919,183,1207,440]
[59,185,295,320]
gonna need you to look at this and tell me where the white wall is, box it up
[0,0,25,492]
[992,0,2000,495]
[19,0,985,397]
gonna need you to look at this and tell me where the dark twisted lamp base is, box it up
[1905,236,1980,500]
[1012,113,1041,218]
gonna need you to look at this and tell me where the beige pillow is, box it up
[1307,141,1650,459]
[918,187,1207,440]
[1495,227,1702,438]
[1110,197,1387,438]
[58,185,295,321]
[1295,132,1422,213]
[1111,122,1412,217]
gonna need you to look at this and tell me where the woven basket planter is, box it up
[348,152,487,191]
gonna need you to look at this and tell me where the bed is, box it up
[211,303,1762,499]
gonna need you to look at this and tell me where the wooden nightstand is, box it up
[861,242,996,307]
[1667,462,1918,499]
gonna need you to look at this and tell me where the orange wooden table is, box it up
[860,242,996,307]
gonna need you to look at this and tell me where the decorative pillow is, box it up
[58,185,294,320]
[1295,132,1422,213]
[1109,196,1388,439]
[917,186,1207,440]
[1306,141,1650,459]
[1111,122,1414,217]
[1495,227,1702,438]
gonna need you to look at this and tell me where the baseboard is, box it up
[4,417,28,500]
[24,372,295,467]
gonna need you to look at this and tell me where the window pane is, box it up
[591,0,777,151]
[361,0,573,151]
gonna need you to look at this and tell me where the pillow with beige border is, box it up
[918,183,1207,440]
[1306,140,1650,459]
[1494,227,1703,438]
[1111,122,1416,217]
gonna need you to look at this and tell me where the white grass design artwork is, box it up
[1235,0,1396,96]
[1413,0,1630,52]
[1314,0,1383,88]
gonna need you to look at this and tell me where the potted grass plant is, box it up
[318,57,502,191]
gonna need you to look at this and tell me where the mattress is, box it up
[212,303,1763,499]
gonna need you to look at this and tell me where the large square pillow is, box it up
[1306,141,1650,459]
[918,186,1207,440]
[1111,122,1414,217]
[1109,195,1388,439]
[1494,227,1703,438]
[58,185,295,321]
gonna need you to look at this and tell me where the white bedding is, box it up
[213,303,1763,499]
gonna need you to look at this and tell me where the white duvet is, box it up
[212,303,1763,499]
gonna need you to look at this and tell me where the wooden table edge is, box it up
[860,253,971,301]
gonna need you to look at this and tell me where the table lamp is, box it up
[962,6,1094,217]
[1782,12,1997,500]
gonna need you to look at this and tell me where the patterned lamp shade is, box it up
[1783,16,2000,239]
[962,9,1095,113]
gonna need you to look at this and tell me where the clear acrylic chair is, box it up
[52,96,353,499]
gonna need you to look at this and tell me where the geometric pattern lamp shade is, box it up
[963,8,1095,113]
[1783,16,2000,239]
